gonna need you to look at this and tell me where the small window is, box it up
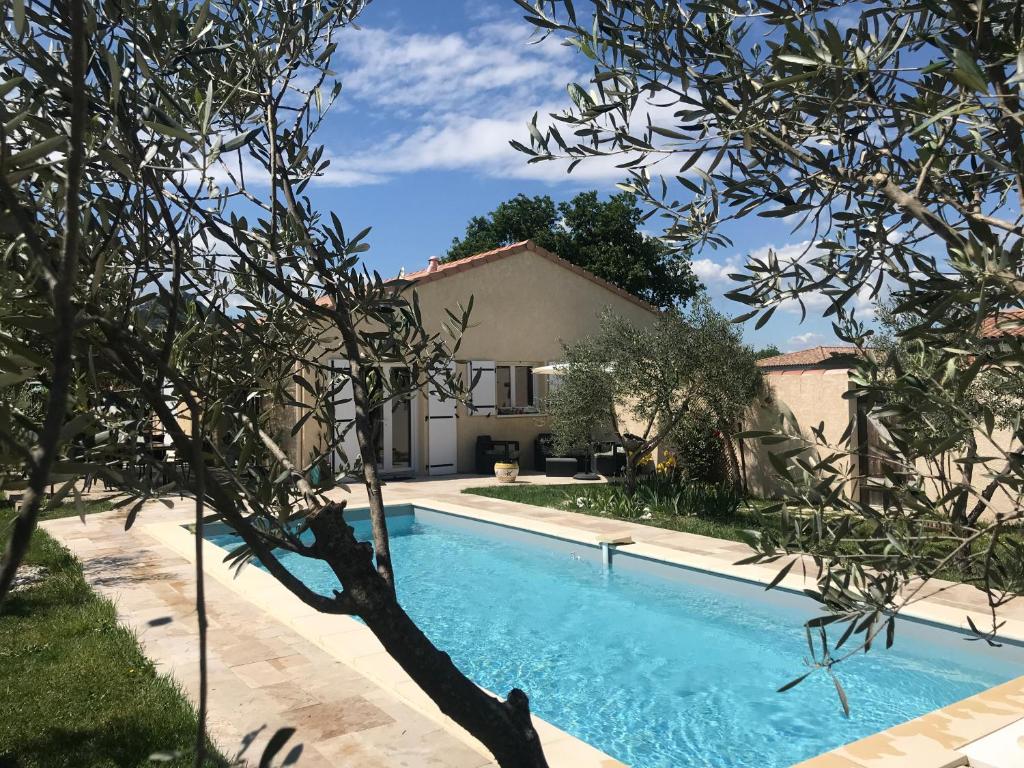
[496,364,538,415]
[514,366,533,407]
[496,365,512,409]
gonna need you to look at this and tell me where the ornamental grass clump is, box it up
[566,473,742,521]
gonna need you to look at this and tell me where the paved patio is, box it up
[42,473,1024,768]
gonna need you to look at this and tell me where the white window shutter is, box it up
[427,364,458,475]
[468,361,496,415]
[331,359,360,475]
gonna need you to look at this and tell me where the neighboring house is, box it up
[747,321,1023,516]
[744,346,864,499]
[979,309,1024,339]
[289,240,660,477]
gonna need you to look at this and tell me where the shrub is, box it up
[668,413,728,484]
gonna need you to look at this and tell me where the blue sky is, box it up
[299,0,863,352]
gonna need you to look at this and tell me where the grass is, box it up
[0,497,227,768]
[464,483,778,544]
[1,496,115,522]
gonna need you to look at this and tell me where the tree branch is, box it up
[0,0,88,603]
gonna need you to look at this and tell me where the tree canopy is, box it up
[754,345,782,360]
[516,0,1024,692]
[547,302,762,494]
[444,191,699,309]
[0,1,547,764]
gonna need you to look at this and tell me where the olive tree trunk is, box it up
[307,505,549,768]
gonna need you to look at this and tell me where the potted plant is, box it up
[493,461,519,484]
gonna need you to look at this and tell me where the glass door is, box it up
[389,366,413,473]
[368,365,416,475]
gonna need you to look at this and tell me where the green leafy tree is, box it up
[0,1,548,765]
[754,345,782,360]
[872,304,1024,534]
[515,0,1024,691]
[547,302,761,495]
[446,193,558,260]
[445,191,699,308]
[667,410,728,484]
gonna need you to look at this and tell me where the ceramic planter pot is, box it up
[494,462,519,484]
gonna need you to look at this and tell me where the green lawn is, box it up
[464,483,776,544]
[0,498,226,768]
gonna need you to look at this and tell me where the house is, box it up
[746,322,1022,516]
[743,346,864,498]
[289,240,660,477]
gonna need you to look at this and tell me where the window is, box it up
[495,364,538,415]
[496,365,512,409]
[514,366,533,407]
[856,397,903,507]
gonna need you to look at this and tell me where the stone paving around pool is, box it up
[43,473,1024,768]
[42,499,495,767]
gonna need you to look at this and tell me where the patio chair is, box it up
[475,435,519,474]
[594,443,627,477]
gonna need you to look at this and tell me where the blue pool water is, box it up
[206,506,1024,767]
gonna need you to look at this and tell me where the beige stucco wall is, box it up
[743,366,857,498]
[410,247,658,361]
[745,366,1019,519]
[287,245,659,475]
[913,426,1019,520]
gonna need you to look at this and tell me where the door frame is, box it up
[375,363,418,477]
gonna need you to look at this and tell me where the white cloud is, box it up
[691,255,742,284]
[786,331,826,350]
[335,22,578,117]
[202,147,386,190]
[304,20,685,186]
[316,165,386,186]
[330,105,645,183]
[196,19,710,189]
[691,242,820,295]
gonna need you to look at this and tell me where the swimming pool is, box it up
[206,505,1024,768]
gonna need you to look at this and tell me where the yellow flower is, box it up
[656,451,678,474]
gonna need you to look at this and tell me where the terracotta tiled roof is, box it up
[396,240,659,314]
[757,345,862,369]
[400,241,530,282]
[979,309,1024,339]
[755,311,1023,371]
[314,240,659,313]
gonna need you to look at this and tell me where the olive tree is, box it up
[873,303,1024,534]
[0,1,548,765]
[515,0,1024,690]
[547,302,762,495]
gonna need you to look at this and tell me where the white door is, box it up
[333,362,418,477]
[330,359,360,477]
[427,364,457,475]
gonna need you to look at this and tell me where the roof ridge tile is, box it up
[395,240,659,314]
